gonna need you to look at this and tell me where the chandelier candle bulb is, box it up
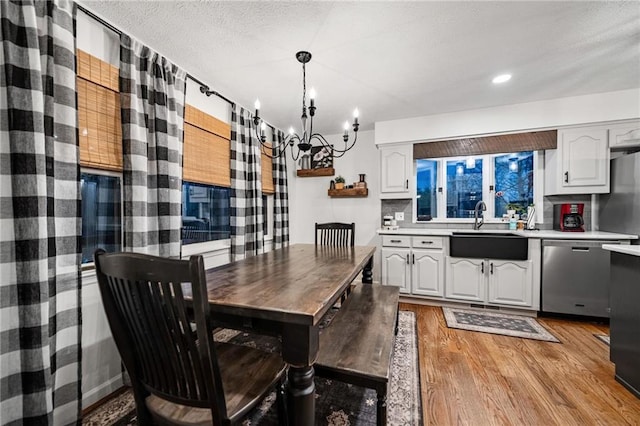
[353,108,359,126]
[254,99,260,117]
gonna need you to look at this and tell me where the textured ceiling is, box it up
[81,1,640,134]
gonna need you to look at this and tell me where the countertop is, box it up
[377,228,638,240]
[602,244,640,257]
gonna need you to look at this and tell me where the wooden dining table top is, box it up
[202,244,376,327]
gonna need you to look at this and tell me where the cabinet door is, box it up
[412,249,444,297]
[560,128,609,188]
[380,145,412,195]
[381,248,410,294]
[445,257,485,302]
[487,260,533,307]
[609,121,640,149]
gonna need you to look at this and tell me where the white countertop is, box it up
[602,244,640,257]
[378,228,638,240]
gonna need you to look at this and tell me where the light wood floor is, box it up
[400,303,640,425]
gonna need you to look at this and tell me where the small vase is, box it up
[335,182,344,190]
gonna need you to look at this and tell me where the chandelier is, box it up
[253,51,359,160]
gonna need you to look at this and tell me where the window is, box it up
[415,151,537,222]
[416,160,438,220]
[81,172,122,263]
[446,158,483,219]
[182,182,230,245]
[494,152,534,218]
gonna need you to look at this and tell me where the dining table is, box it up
[203,243,375,425]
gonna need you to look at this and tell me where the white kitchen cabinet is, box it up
[446,257,534,307]
[379,144,413,198]
[381,247,411,294]
[545,126,610,195]
[487,259,533,307]
[609,120,640,149]
[445,257,485,302]
[412,249,444,297]
[381,235,445,297]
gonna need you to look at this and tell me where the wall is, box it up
[375,88,640,145]
[289,130,381,280]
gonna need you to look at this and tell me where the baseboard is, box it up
[399,296,539,317]
[82,374,124,411]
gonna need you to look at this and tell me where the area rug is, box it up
[594,334,610,346]
[442,307,560,343]
[83,311,421,426]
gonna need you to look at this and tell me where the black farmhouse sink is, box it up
[450,232,528,261]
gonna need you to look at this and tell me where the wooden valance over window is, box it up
[77,49,122,171]
[183,105,231,187]
[413,130,557,159]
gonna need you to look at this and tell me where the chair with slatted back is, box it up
[94,249,288,426]
[315,222,355,247]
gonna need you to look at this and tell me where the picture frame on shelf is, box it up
[311,145,333,169]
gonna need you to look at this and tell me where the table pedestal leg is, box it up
[287,365,315,425]
[363,255,373,284]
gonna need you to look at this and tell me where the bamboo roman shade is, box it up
[77,49,122,171]
[413,130,557,159]
[183,105,231,187]
[261,143,274,194]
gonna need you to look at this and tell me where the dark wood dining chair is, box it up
[94,249,288,426]
[315,222,355,247]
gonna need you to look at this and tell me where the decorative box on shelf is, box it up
[297,167,335,177]
[328,188,369,198]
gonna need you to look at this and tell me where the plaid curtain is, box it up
[0,1,81,424]
[230,105,263,261]
[120,34,186,257]
[271,129,290,249]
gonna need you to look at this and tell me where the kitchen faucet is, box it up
[473,200,487,230]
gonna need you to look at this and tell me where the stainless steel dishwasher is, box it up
[542,239,620,318]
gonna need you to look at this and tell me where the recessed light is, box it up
[492,74,512,84]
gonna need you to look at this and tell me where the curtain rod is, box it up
[76,4,235,106]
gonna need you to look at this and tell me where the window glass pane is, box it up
[81,173,121,263]
[182,182,230,244]
[494,151,534,218]
[416,159,438,220]
[446,158,483,218]
[263,194,268,236]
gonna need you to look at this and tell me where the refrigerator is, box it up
[599,151,640,242]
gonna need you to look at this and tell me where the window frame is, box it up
[80,167,124,268]
[413,151,542,224]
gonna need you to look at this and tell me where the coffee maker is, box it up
[553,203,585,232]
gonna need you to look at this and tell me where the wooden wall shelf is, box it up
[328,188,369,198]
[297,167,335,177]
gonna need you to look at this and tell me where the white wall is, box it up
[289,130,381,280]
[375,88,640,144]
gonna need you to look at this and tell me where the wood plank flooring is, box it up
[400,303,640,425]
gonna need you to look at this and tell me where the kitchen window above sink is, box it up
[415,151,540,223]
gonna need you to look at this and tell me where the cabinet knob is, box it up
[421,241,433,244]
[390,239,401,243]
[564,171,569,183]
[481,261,484,274]
[406,254,410,264]
[490,262,494,274]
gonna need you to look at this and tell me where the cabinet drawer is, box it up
[411,236,443,249]
[382,235,411,247]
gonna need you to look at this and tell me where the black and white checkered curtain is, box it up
[230,105,264,260]
[120,34,186,257]
[0,1,81,424]
[271,129,290,249]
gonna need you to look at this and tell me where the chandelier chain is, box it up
[302,62,306,111]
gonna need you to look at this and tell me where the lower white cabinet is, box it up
[446,257,534,307]
[381,247,411,294]
[381,236,445,297]
[412,249,444,297]
[488,259,533,307]
[445,257,484,301]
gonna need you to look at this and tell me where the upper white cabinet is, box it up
[545,126,610,195]
[379,144,413,198]
[609,120,640,149]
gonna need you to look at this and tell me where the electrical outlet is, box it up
[395,212,405,221]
